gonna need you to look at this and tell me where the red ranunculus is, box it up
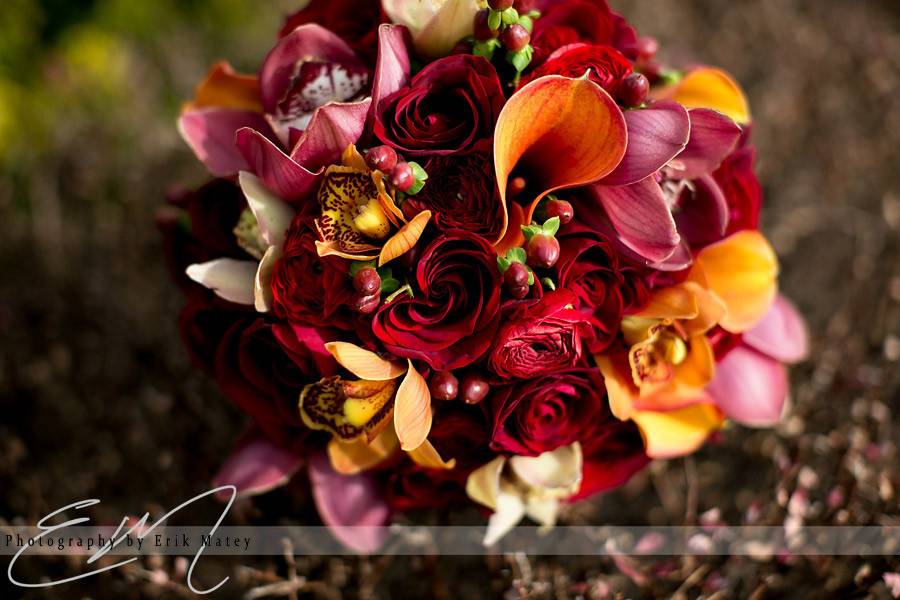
[487,368,608,456]
[373,55,505,156]
[529,0,638,66]
[403,142,504,241]
[715,146,762,235]
[372,231,502,370]
[279,0,386,65]
[520,44,632,95]
[556,228,650,353]
[271,217,356,330]
[488,290,590,379]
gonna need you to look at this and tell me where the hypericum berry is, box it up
[352,292,380,314]
[509,283,529,299]
[473,10,498,40]
[636,36,659,60]
[544,199,574,224]
[500,23,530,52]
[489,0,514,9]
[504,261,530,288]
[461,373,490,404]
[365,146,398,173]
[390,162,414,192]
[507,176,527,198]
[429,371,459,401]
[353,267,381,295]
[526,234,560,269]
[640,61,662,84]
[619,72,650,107]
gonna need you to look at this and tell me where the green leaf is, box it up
[488,9,502,31]
[507,247,527,264]
[380,277,401,294]
[527,10,541,18]
[542,216,560,237]
[497,256,511,273]
[507,45,534,73]
[406,178,426,195]
[472,39,498,59]
[500,7,519,25]
[540,277,556,291]
[527,271,535,286]
[408,161,428,181]
[520,224,541,242]
[518,15,533,33]
[349,259,377,277]
[385,283,414,304]
[657,69,684,86]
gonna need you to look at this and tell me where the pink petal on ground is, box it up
[235,127,320,202]
[743,294,809,364]
[309,453,390,554]
[259,24,361,114]
[290,99,371,171]
[213,436,302,500]
[707,344,788,427]
[589,176,681,263]
[178,108,273,176]
[672,109,742,180]
[602,100,690,187]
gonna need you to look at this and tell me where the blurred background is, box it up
[1,0,898,597]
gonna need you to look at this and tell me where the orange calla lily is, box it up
[659,67,750,125]
[493,75,628,252]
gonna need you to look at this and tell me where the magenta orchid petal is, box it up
[589,176,681,263]
[290,99,371,171]
[602,100,690,187]
[259,24,362,114]
[649,238,693,271]
[743,294,810,364]
[674,174,729,246]
[309,453,391,554]
[178,108,273,176]
[371,24,412,108]
[671,108,742,180]
[707,344,788,427]
[212,435,302,500]
[235,127,320,202]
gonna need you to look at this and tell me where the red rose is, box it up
[372,231,502,370]
[572,418,648,501]
[279,0,386,65]
[520,44,632,95]
[271,218,356,330]
[488,290,590,379]
[488,368,608,456]
[714,147,762,235]
[403,142,504,241]
[530,0,638,66]
[373,55,505,156]
[556,229,649,353]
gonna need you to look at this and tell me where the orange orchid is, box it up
[654,66,751,126]
[597,230,779,458]
[299,341,455,475]
[313,145,432,266]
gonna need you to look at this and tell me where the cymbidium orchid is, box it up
[381,0,479,58]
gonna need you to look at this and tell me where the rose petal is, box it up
[259,24,361,114]
[414,0,479,58]
[408,439,456,470]
[671,109,742,180]
[185,258,257,305]
[290,99,371,172]
[706,344,788,426]
[309,452,390,554]
[631,403,724,459]
[178,108,272,176]
[602,100,690,186]
[327,427,399,475]
[254,245,280,312]
[324,341,408,381]
[743,294,809,364]
[213,435,302,500]
[378,209,431,266]
[190,61,261,112]
[666,67,750,125]
[509,442,583,493]
[235,127,320,201]
[689,230,779,333]
[494,75,627,244]
[589,177,680,263]
[239,171,296,247]
[393,360,432,451]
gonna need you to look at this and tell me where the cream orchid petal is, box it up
[465,456,506,510]
[186,258,257,305]
[254,245,280,312]
[509,442,583,496]
[239,171,296,247]
[483,488,526,547]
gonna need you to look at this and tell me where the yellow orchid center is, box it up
[353,198,391,240]
[622,317,691,388]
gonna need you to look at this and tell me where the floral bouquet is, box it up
[160,0,808,549]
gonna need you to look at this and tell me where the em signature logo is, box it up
[7,485,236,594]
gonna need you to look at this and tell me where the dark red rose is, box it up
[556,229,650,352]
[488,290,590,379]
[271,217,356,330]
[488,368,608,456]
[714,147,762,235]
[530,0,638,66]
[402,142,504,240]
[374,55,505,156]
[279,0,386,65]
[373,231,502,370]
[571,418,648,501]
[520,44,632,95]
